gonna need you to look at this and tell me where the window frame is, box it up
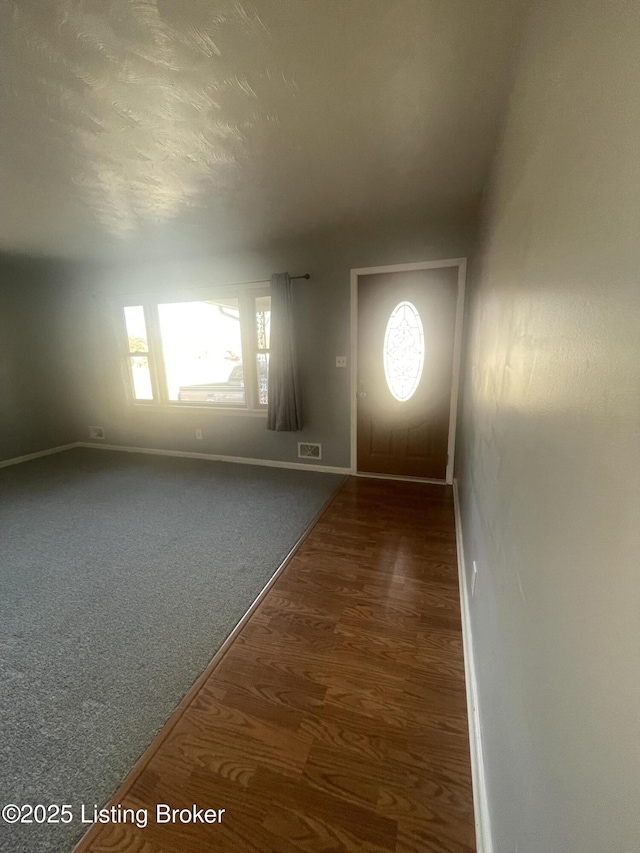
[114,283,271,415]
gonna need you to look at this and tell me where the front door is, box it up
[356,266,459,480]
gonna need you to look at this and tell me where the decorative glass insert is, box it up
[383,301,425,401]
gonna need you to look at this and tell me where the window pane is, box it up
[383,301,425,402]
[124,306,148,353]
[257,353,269,405]
[130,356,153,400]
[255,295,271,351]
[158,300,245,404]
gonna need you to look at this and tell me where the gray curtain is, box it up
[267,272,303,431]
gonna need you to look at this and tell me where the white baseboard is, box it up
[453,479,493,853]
[76,442,350,475]
[0,441,350,476]
[0,443,79,470]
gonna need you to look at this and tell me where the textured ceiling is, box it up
[0,0,527,260]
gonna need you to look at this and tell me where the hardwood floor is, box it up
[74,477,475,853]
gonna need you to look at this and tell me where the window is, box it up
[159,298,245,404]
[123,305,153,401]
[255,294,270,406]
[118,287,271,412]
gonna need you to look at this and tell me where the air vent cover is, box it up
[298,442,322,460]
[88,426,105,440]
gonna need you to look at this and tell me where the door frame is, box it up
[350,258,467,485]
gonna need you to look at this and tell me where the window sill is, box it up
[131,403,267,418]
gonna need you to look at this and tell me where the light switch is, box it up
[336,356,347,368]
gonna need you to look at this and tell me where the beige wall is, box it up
[457,1,640,850]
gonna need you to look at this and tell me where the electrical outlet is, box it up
[88,425,104,440]
[472,561,478,598]
[195,429,203,440]
[335,356,347,368]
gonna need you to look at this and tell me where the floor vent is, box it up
[298,442,322,460]
[88,426,105,440]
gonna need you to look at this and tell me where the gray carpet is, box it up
[0,448,341,852]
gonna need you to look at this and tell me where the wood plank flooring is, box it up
[74,477,475,853]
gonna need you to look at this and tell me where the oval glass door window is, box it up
[383,301,425,401]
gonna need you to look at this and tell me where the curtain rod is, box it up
[235,273,310,285]
[105,273,311,299]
